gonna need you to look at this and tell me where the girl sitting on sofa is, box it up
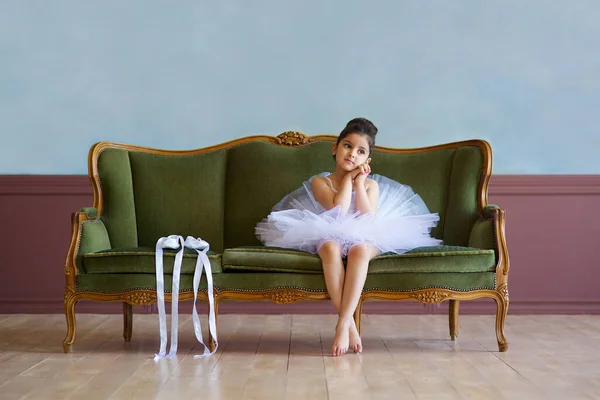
[256,117,441,356]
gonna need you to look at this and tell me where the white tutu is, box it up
[255,172,443,256]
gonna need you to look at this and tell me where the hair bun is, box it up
[345,117,377,137]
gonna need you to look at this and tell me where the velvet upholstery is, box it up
[63,137,512,355]
[469,219,495,251]
[77,219,112,272]
[224,141,334,248]
[76,271,496,293]
[222,245,495,274]
[128,150,227,252]
[443,147,485,245]
[96,148,138,248]
[77,138,495,295]
[368,148,456,240]
[83,247,222,274]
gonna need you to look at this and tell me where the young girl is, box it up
[256,118,442,356]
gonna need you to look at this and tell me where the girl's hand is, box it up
[348,158,371,179]
[355,159,371,186]
[363,159,372,175]
[347,167,363,180]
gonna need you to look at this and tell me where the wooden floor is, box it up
[0,313,599,399]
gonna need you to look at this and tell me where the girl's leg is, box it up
[317,241,344,312]
[332,244,380,357]
[319,241,358,354]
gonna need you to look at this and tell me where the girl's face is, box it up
[332,133,370,172]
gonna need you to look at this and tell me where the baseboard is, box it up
[2,299,600,315]
[430,299,600,315]
[0,298,153,314]
[0,300,428,315]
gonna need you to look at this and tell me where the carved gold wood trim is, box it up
[494,283,509,352]
[215,288,329,304]
[65,290,209,304]
[64,287,75,302]
[63,289,209,353]
[492,207,510,278]
[66,287,506,307]
[64,213,81,280]
[498,283,509,303]
[63,287,508,351]
[87,136,491,217]
[274,131,314,146]
[408,291,450,304]
[362,288,501,303]
[64,288,329,309]
[64,210,99,286]
[124,292,157,305]
[477,205,510,291]
[363,287,508,351]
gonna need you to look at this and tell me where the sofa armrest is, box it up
[77,214,112,270]
[79,207,98,218]
[468,204,501,250]
[64,208,112,287]
[468,204,509,276]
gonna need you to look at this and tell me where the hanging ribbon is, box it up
[154,235,218,360]
[154,235,185,359]
[184,236,218,357]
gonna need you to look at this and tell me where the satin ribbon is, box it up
[184,236,218,357]
[154,235,185,359]
[154,235,218,360]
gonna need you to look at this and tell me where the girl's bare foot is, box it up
[332,319,351,356]
[349,321,362,353]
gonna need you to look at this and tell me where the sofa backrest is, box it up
[89,134,490,252]
[369,145,486,246]
[224,141,334,249]
[93,145,228,252]
[224,137,489,248]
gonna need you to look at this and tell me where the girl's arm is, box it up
[311,174,354,212]
[355,178,379,214]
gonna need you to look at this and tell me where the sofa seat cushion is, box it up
[76,271,496,293]
[372,246,496,273]
[222,247,322,273]
[82,247,222,274]
[222,246,496,274]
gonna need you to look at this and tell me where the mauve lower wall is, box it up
[0,175,599,315]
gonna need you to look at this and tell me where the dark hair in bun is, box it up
[336,117,378,154]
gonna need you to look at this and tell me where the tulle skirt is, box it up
[255,173,442,256]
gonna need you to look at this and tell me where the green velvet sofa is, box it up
[63,132,510,352]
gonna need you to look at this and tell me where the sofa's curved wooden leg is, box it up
[208,299,219,352]
[495,286,509,352]
[63,294,78,353]
[449,300,459,340]
[353,298,364,336]
[123,302,133,342]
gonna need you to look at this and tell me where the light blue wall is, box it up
[1,1,599,174]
